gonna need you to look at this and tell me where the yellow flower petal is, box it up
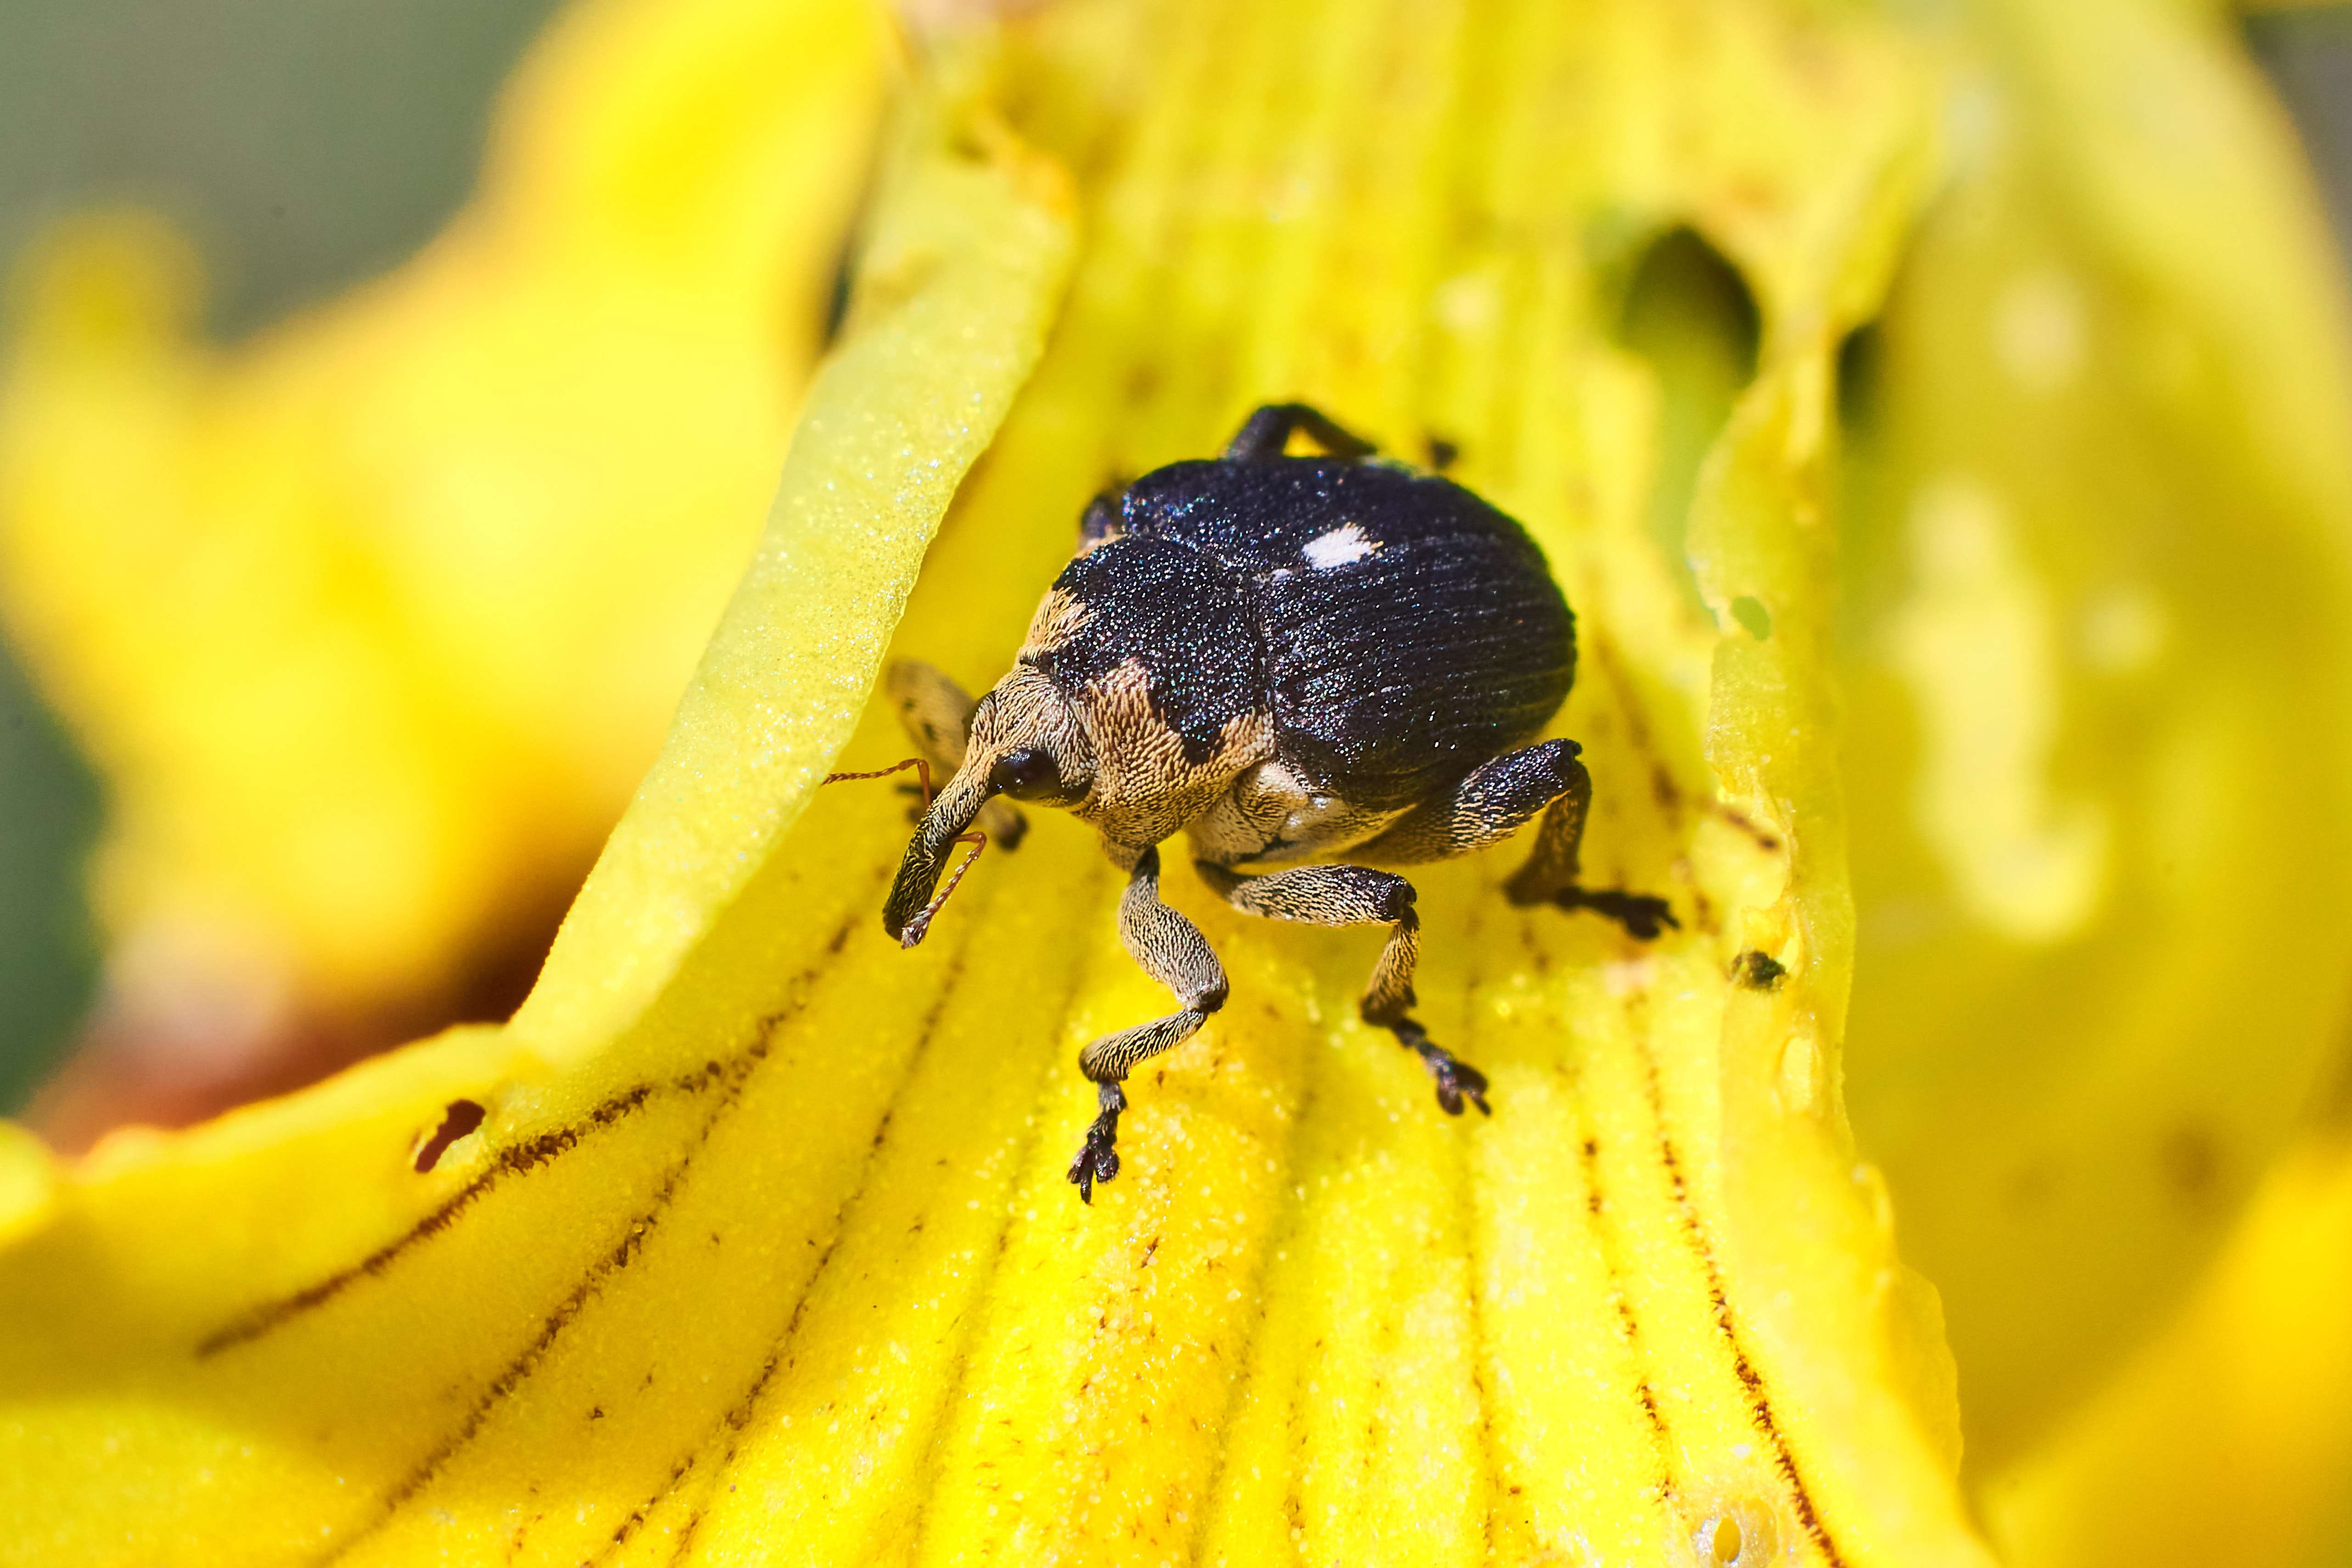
[1839,0,2352,1466]
[1982,1120,2352,1568]
[0,0,895,1034]
[9,0,2250,1559]
[0,75,1073,1564]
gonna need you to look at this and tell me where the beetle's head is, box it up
[883,666,1095,945]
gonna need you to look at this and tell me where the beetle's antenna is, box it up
[823,756,935,808]
[883,765,999,945]
[896,831,987,948]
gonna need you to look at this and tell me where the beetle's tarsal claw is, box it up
[1559,889,1679,941]
[1067,1082,1127,1203]
[1390,1019,1491,1117]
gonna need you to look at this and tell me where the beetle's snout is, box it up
[963,672,1095,810]
[882,767,991,946]
[881,670,1095,947]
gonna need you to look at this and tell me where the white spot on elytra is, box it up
[1302,522,1377,569]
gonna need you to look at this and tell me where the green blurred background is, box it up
[0,0,2347,1113]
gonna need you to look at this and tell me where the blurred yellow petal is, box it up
[1840,0,2352,1467]
[1982,1116,2352,1568]
[0,0,894,1119]
[0,1,2005,1558]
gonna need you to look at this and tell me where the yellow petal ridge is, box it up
[510,103,1077,1064]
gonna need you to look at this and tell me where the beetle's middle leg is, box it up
[1193,861,1490,1118]
[1355,739,1677,939]
[1068,846,1229,1202]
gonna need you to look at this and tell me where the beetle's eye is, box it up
[989,747,1062,800]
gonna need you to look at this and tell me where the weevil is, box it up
[834,403,1674,1201]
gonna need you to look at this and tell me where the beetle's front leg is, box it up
[1069,846,1228,1202]
[1195,862,1490,1118]
[1355,739,1675,939]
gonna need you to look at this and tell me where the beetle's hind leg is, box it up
[1495,749,1677,938]
[1069,846,1229,1202]
[1355,739,1676,939]
[1195,862,1490,1118]
[1224,403,1378,462]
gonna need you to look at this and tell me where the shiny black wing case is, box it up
[1111,457,1574,811]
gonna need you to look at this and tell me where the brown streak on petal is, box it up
[660,941,980,1563]
[1709,803,1783,854]
[1642,1052,1846,1568]
[1576,1126,1679,1501]
[582,1455,697,1567]
[193,912,864,1359]
[196,1076,666,1358]
[323,1006,794,1562]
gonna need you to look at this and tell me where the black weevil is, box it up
[831,403,1674,1201]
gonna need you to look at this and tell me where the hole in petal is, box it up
[1730,594,1773,640]
[1692,1500,1777,1565]
[414,1098,487,1173]
[1836,319,1882,430]
[1616,226,1762,621]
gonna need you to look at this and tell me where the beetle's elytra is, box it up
[832,403,1674,1201]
